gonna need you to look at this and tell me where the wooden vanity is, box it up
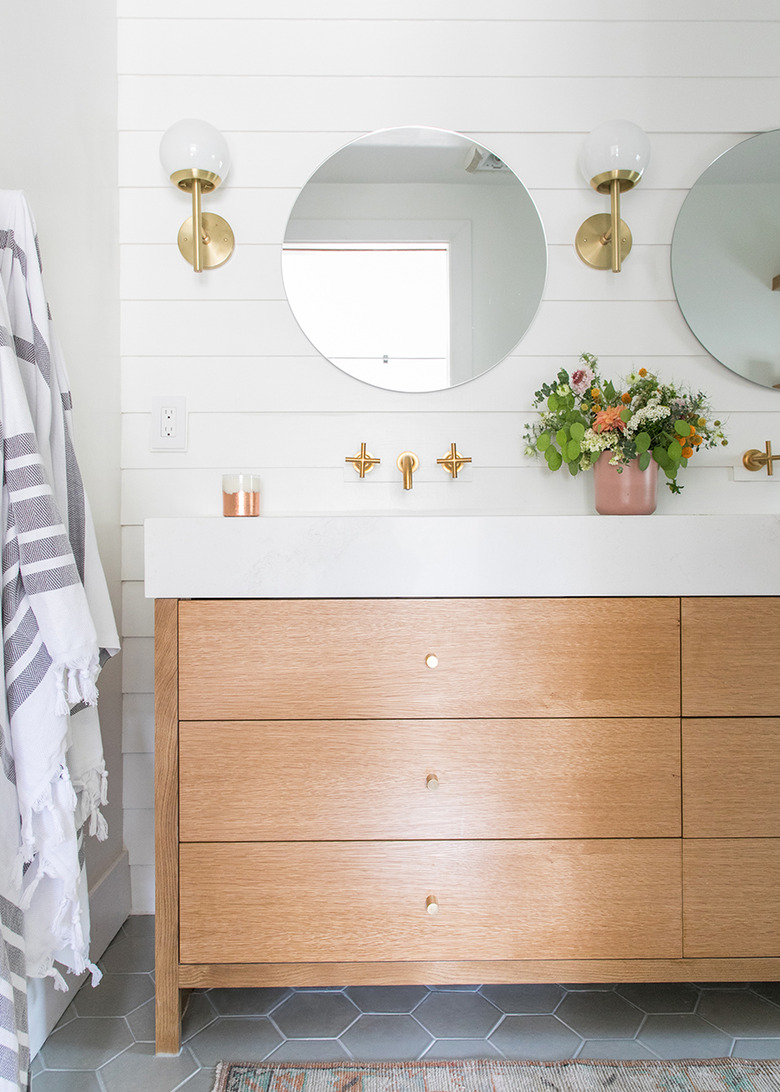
[154,595,780,1053]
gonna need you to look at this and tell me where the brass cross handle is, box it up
[437,443,472,479]
[345,442,380,478]
[743,441,780,476]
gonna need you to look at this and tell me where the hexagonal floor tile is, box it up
[752,983,780,1007]
[733,1038,780,1059]
[98,1043,197,1092]
[615,983,698,1014]
[489,1015,582,1060]
[577,1039,657,1060]
[74,973,155,1018]
[637,1014,732,1059]
[208,987,290,1016]
[556,991,643,1039]
[265,1039,352,1062]
[99,933,155,975]
[30,1070,102,1092]
[698,990,780,1037]
[40,1017,134,1070]
[346,985,428,1014]
[340,1014,432,1061]
[272,991,359,1039]
[414,991,502,1038]
[480,985,564,1015]
[423,1039,504,1060]
[187,1017,283,1067]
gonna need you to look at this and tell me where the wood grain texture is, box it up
[682,597,780,716]
[178,956,780,990]
[153,599,181,1053]
[683,718,780,836]
[178,598,681,720]
[179,717,681,841]
[683,839,780,957]
[179,839,682,964]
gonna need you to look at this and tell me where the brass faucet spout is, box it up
[396,451,419,490]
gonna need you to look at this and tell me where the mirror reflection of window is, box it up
[283,244,450,391]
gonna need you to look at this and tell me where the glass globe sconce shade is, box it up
[575,119,651,272]
[159,119,234,272]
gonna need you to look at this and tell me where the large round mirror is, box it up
[282,127,547,393]
[671,129,780,389]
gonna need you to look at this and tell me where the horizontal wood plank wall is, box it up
[118,6,780,910]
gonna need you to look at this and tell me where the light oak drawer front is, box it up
[682,597,780,716]
[683,840,780,957]
[178,598,680,720]
[179,839,682,965]
[180,718,681,841]
[683,719,780,837]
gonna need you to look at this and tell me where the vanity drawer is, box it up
[683,839,780,956]
[179,839,682,965]
[178,598,680,720]
[179,717,681,841]
[683,718,780,836]
[682,597,780,716]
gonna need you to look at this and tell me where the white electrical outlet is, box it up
[150,396,188,451]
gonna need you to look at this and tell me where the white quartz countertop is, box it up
[144,515,780,598]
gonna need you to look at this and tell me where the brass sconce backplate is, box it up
[575,213,632,270]
[178,213,235,270]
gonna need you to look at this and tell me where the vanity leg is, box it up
[155,599,181,1053]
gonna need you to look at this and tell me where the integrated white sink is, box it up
[144,514,780,598]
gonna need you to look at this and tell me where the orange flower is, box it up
[621,392,631,404]
[681,446,694,459]
[677,435,686,446]
[638,368,647,377]
[593,406,626,433]
[689,423,697,435]
[692,434,702,446]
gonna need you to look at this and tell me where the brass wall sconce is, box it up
[575,119,650,273]
[159,118,234,272]
[437,443,472,479]
[743,440,780,475]
[345,443,380,478]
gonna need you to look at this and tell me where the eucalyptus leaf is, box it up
[545,448,563,471]
[667,441,682,463]
[556,427,568,449]
[635,432,651,453]
[566,438,581,461]
[547,393,559,411]
[569,422,586,442]
[674,419,690,437]
[638,450,651,471]
[537,432,551,452]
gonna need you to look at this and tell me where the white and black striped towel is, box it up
[0,190,119,1088]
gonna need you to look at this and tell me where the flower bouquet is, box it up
[523,353,727,494]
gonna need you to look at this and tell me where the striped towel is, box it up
[0,190,119,1087]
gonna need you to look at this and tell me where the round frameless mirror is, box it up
[282,127,547,393]
[671,129,780,389]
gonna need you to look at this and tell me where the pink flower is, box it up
[571,365,595,395]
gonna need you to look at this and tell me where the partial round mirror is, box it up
[671,129,780,389]
[282,127,547,393]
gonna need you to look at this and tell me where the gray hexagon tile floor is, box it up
[31,917,780,1091]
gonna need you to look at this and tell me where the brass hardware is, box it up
[426,773,439,791]
[425,654,439,669]
[426,894,439,915]
[345,442,380,478]
[437,443,472,479]
[576,119,649,273]
[576,212,632,272]
[396,451,419,490]
[743,441,780,476]
[160,120,234,273]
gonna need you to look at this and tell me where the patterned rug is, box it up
[211,1058,780,1092]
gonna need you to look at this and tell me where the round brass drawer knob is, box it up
[426,774,439,791]
[426,895,439,915]
[425,654,439,668]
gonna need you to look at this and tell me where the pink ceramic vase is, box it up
[593,452,658,515]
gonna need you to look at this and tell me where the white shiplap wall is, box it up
[118,0,780,911]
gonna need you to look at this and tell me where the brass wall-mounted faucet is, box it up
[396,451,419,490]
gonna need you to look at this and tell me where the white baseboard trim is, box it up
[28,849,131,1058]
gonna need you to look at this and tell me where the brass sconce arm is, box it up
[743,440,780,476]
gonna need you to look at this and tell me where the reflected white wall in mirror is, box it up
[282,127,547,393]
[671,128,780,389]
